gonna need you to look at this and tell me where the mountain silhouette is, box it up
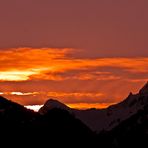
[0,96,94,147]
[1,82,148,147]
[39,99,70,114]
[98,105,148,147]
[139,81,148,94]
[40,82,148,133]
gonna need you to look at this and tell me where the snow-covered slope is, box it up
[74,82,148,132]
[39,82,148,133]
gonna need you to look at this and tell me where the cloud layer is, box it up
[0,48,147,108]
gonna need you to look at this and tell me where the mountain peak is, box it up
[139,81,148,95]
[39,99,70,114]
[44,99,69,109]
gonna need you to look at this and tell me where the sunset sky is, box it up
[0,0,148,109]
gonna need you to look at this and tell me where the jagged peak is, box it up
[139,81,148,95]
[124,92,133,101]
[129,92,133,97]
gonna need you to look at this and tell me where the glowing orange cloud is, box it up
[0,48,148,109]
[0,71,37,81]
[0,48,72,81]
[1,48,148,82]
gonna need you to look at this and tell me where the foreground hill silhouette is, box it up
[0,96,94,147]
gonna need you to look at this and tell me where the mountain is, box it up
[98,105,148,148]
[0,96,36,125]
[40,82,148,133]
[1,82,148,147]
[0,96,95,147]
[39,99,70,114]
[97,82,148,147]
[139,81,148,94]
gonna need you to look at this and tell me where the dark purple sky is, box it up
[0,0,148,57]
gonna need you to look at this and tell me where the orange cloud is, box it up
[0,47,72,81]
[0,48,148,109]
[1,48,148,82]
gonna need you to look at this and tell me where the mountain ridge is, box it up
[1,82,148,147]
[39,82,148,133]
[0,96,94,147]
[39,99,70,114]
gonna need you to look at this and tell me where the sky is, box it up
[0,0,148,109]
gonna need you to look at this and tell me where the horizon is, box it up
[24,81,148,111]
[0,0,148,109]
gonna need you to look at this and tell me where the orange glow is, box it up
[0,48,148,109]
[0,71,38,81]
[47,92,104,98]
[67,103,114,110]
[24,103,113,112]
[1,48,148,82]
